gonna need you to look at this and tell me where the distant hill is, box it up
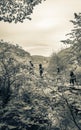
[0,40,32,64]
[0,41,50,67]
[32,55,50,69]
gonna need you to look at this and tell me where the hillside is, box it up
[0,41,81,130]
[32,55,49,65]
[0,40,31,61]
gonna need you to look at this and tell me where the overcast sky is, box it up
[0,0,81,56]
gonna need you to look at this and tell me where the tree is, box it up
[0,42,21,107]
[61,13,81,65]
[48,53,66,75]
[0,0,46,23]
[60,13,81,130]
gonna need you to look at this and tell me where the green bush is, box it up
[75,66,81,84]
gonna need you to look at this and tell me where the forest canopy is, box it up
[0,0,46,23]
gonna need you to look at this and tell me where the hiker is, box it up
[29,61,34,75]
[39,64,44,78]
[57,67,61,82]
[57,67,60,74]
[70,71,76,86]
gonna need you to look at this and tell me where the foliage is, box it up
[48,53,67,75]
[61,13,81,65]
[0,40,31,107]
[0,41,51,130]
[0,0,46,23]
[75,66,81,84]
[0,41,81,130]
[0,44,20,107]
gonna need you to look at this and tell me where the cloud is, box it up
[0,0,81,56]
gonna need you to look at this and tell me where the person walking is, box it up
[39,64,44,78]
[29,61,34,75]
[70,71,76,86]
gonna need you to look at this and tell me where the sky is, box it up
[0,0,81,56]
